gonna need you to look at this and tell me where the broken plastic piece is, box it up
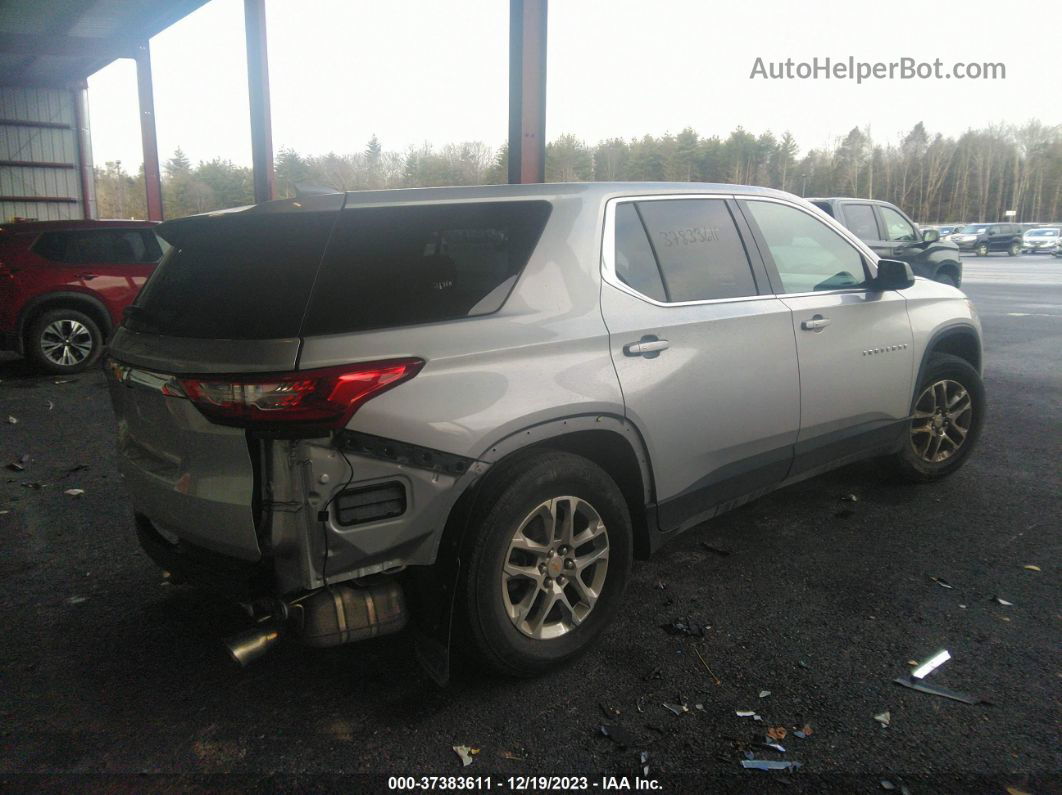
[911,649,951,679]
[64,488,85,497]
[761,741,786,753]
[452,745,478,767]
[874,711,891,727]
[662,702,689,716]
[759,690,771,698]
[640,750,649,777]
[929,576,953,589]
[1023,565,1040,572]
[893,675,983,705]
[993,596,1013,606]
[741,759,801,771]
[881,781,896,791]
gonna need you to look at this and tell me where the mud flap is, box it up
[408,560,460,686]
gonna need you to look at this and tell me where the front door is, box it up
[599,196,800,531]
[738,198,914,476]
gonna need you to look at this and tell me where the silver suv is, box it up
[105,183,985,681]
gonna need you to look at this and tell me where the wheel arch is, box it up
[916,323,982,401]
[17,291,113,351]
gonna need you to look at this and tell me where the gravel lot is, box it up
[1,255,1059,792]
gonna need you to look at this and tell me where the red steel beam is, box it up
[244,0,275,204]
[508,0,548,184]
[134,41,163,221]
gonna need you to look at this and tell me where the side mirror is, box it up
[873,259,915,291]
[922,228,940,243]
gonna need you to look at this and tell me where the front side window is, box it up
[634,199,757,302]
[842,204,880,241]
[880,207,917,242]
[743,200,867,294]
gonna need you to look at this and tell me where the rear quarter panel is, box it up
[297,194,624,458]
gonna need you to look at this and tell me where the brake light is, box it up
[177,358,424,430]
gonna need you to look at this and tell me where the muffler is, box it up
[222,579,407,665]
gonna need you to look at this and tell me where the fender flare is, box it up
[913,322,982,403]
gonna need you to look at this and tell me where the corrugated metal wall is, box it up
[0,86,94,222]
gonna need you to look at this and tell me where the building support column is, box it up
[71,83,95,219]
[244,0,275,204]
[508,0,547,184]
[134,41,163,221]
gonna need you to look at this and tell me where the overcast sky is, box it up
[86,0,1058,170]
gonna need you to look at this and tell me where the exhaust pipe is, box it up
[224,626,282,666]
[222,579,407,666]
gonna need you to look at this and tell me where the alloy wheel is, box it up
[39,319,93,367]
[910,378,973,463]
[501,496,609,640]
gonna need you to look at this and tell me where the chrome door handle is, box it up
[801,315,831,331]
[624,337,670,357]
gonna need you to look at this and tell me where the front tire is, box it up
[26,309,103,374]
[460,450,633,677]
[935,271,959,288]
[1008,242,1021,256]
[975,243,989,257]
[884,353,985,483]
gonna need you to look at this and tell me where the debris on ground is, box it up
[662,701,688,716]
[6,462,25,472]
[695,703,704,711]
[6,416,17,424]
[693,645,722,685]
[841,493,859,502]
[598,724,638,749]
[599,702,621,719]
[741,759,801,771]
[0,510,9,515]
[44,400,53,410]
[759,740,786,753]
[793,724,813,739]
[636,697,645,713]
[893,676,983,705]
[452,745,479,767]
[660,616,707,637]
[1023,565,1041,572]
[929,576,954,589]
[993,596,1014,606]
[64,488,85,497]
[766,726,787,741]
[499,750,526,761]
[758,690,771,699]
[639,750,649,777]
[911,649,951,679]
[735,710,762,721]
[53,378,75,385]
[880,779,911,794]
[67,596,88,605]
[700,542,732,556]
[874,711,891,728]
[798,660,810,669]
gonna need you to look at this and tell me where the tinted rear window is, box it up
[34,229,162,264]
[302,200,551,336]
[127,212,336,339]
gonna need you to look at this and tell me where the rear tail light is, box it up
[175,359,424,431]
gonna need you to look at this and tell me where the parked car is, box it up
[949,223,1024,256]
[105,184,985,680]
[1021,226,1061,253]
[808,198,963,286]
[936,224,965,238]
[0,219,164,373]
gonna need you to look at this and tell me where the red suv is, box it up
[0,220,163,374]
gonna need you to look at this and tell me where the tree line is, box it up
[93,122,1062,224]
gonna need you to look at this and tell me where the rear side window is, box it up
[302,201,551,336]
[613,203,667,302]
[34,229,162,264]
[635,199,757,302]
[842,204,880,241]
[128,212,337,339]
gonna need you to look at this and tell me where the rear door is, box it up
[600,195,800,531]
[738,198,914,476]
[107,202,341,559]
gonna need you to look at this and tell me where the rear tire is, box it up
[1008,242,1021,256]
[975,243,988,257]
[459,450,632,677]
[884,353,985,483]
[26,309,103,375]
